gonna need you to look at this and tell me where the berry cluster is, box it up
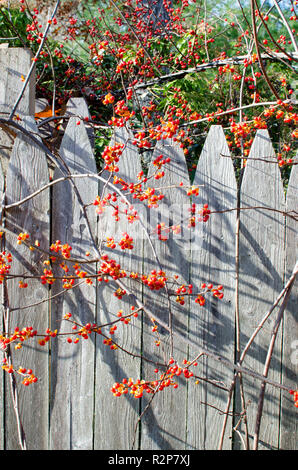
[110,357,201,398]
[198,204,211,222]
[0,326,37,351]
[17,232,29,245]
[196,283,224,303]
[38,328,58,346]
[141,270,167,291]
[102,93,115,105]
[0,251,12,284]
[41,268,55,285]
[2,358,38,386]
[102,143,124,173]
[98,254,127,281]
[289,389,298,408]
[50,240,72,259]
[62,307,140,348]
[187,185,200,196]
[119,232,134,250]
[110,371,178,398]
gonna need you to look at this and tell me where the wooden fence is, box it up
[0,48,297,450]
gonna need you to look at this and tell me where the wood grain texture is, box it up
[280,161,298,450]
[0,48,35,116]
[238,129,285,450]
[140,138,191,450]
[94,128,144,449]
[5,116,49,450]
[187,125,237,449]
[0,159,4,450]
[0,48,35,176]
[50,117,97,449]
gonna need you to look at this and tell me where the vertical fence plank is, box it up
[5,116,49,449]
[238,129,285,449]
[94,128,144,449]
[0,48,35,116]
[140,138,191,450]
[187,125,237,449]
[280,162,298,449]
[0,160,4,450]
[50,117,97,449]
[0,48,35,176]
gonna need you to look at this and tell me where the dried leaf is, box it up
[35,106,62,119]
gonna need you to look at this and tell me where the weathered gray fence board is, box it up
[0,48,35,176]
[94,128,144,449]
[5,116,49,450]
[0,48,35,116]
[141,138,191,450]
[238,129,286,450]
[50,116,97,449]
[280,162,298,450]
[187,125,237,450]
[0,160,4,450]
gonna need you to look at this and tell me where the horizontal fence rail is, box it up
[0,49,297,450]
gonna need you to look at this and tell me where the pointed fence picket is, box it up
[187,125,237,450]
[0,96,296,450]
[50,114,97,450]
[238,129,286,450]
[141,138,191,450]
[280,161,298,450]
[94,127,144,450]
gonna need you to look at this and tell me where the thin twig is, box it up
[3,304,27,449]
[251,0,280,100]
[181,99,297,128]
[253,262,298,449]
[8,0,61,120]
[134,53,298,90]
[272,0,298,55]
[254,0,297,62]
[234,207,250,449]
